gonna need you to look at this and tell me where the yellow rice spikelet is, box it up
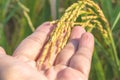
[37,0,110,68]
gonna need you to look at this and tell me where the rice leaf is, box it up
[92,50,106,80]
[112,12,120,31]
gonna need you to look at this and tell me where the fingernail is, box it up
[79,32,94,50]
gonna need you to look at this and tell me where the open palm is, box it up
[0,22,94,80]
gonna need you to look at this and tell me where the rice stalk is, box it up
[35,0,119,70]
[16,0,35,32]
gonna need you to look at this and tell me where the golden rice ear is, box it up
[36,0,117,69]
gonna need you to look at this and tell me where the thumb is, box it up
[0,47,6,55]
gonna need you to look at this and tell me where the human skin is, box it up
[0,22,94,80]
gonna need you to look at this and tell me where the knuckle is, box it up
[77,47,92,62]
[64,42,76,51]
[27,33,46,45]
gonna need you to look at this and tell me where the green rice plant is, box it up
[36,0,120,71]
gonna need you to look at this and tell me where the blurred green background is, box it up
[0,0,120,80]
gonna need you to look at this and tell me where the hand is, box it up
[0,22,94,80]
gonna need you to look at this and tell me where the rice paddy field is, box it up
[0,0,120,80]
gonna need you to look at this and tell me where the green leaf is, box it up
[112,12,120,31]
[56,0,60,19]
[0,24,7,49]
[92,50,106,80]
[100,0,113,24]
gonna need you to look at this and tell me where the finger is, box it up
[0,47,6,55]
[13,22,55,61]
[69,32,94,77]
[54,26,86,65]
[0,47,6,60]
